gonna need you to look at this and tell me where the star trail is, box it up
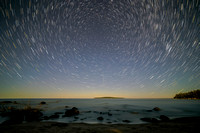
[0,0,200,98]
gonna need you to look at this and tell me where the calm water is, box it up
[0,99,200,124]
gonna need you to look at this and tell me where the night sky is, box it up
[0,0,200,98]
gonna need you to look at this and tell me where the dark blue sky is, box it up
[0,0,200,98]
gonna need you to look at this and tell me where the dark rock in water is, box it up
[65,106,69,108]
[13,101,17,104]
[99,112,102,114]
[72,107,78,110]
[62,115,67,117]
[140,117,158,123]
[160,115,170,121]
[131,111,139,114]
[64,107,79,117]
[49,114,59,119]
[43,116,49,120]
[40,101,46,105]
[2,107,43,124]
[97,117,104,121]
[26,112,43,122]
[108,112,112,116]
[151,118,159,123]
[146,110,153,112]
[153,107,161,111]
[80,118,87,120]
[0,101,12,104]
[74,116,79,119]
[123,120,131,123]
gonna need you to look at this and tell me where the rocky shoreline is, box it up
[0,101,170,125]
[0,117,199,133]
[1,100,200,132]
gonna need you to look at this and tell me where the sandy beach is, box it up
[0,117,199,133]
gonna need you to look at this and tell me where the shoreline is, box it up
[0,116,199,133]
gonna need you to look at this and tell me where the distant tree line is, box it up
[174,89,200,99]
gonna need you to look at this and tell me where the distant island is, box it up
[174,89,200,99]
[94,97,124,99]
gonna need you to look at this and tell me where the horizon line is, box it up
[0,97,172,99]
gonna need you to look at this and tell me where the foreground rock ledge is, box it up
[0,117,199,133]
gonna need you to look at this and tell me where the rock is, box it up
[151,118,159,123]
[40,101,46,105]
[123,120,131,123]
[80,118,87,120]
[65,106,69,108]
[108,112,112,116]
[146,110,153,112]
[72,107,79,114]
[62,115,67,117]
[160,115,170,121]
[0,101,12,104]
[25,109,43,122]
[131,112,139,114]
[140,117,152,122]
[72,107,78,110]
[65,107,79,117]
[97,117,104,121]
[74,116,79,119]
[13,101,17,104]
[153,107,161,111]
[43,116,49,120]
[2,107,43,124]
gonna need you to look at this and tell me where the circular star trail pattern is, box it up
[0,0,200,98]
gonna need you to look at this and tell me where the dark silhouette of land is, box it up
[174,89,200,99]
[94,97,124,99]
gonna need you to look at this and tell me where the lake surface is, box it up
[0,99,200,124]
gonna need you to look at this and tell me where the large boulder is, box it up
[97,116,104,121]
[40,101,46,105]
[64,107,79,117]
[0,101,12,104]
[160,115,170,121]
[24,109,43,122]
[2,107,43,124]
[108,112,112,116]
[153,107,161,111]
